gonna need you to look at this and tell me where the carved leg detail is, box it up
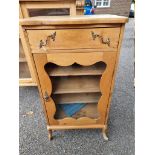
[48,130,53,140]
[102,128,108,141]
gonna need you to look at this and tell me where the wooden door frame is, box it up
[33,52,117,127]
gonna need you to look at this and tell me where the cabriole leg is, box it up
[102,127,108,141]
[48,130,53,140]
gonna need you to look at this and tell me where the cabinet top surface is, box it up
[20,15,128,26]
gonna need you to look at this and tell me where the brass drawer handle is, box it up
[39,32,56,49]
[91,31,110,46]
[43,91,50,102]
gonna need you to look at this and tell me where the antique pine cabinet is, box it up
[20,15,128,140]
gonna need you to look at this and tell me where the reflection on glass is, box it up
[28,8,70,17]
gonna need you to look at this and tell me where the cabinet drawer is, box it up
[27,27,121,53]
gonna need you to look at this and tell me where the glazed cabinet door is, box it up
[33,52,117,126]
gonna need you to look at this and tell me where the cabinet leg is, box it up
[102,128,108,141]
[48,130,53,140]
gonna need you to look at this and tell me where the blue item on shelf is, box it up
[58,103,86,117]
[84,0,95,15]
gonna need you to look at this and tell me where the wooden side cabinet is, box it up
[20,15,128,140]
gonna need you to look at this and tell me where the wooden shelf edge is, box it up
[47,124,105,130]
[53,93,100,104]
[19,78,37,87]
[19,57,27,62]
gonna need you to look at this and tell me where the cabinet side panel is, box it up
[105,24,126,125]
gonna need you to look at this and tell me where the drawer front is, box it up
[27,28,121,53]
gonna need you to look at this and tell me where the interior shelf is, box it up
[19,38,25,60]
[54,103,99,119]
[19,38,31,79]
[19,62,31,78]
[52,76,101,94]
[19,57,27,62]
[52,92,101,104]
[46,62,106,77]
